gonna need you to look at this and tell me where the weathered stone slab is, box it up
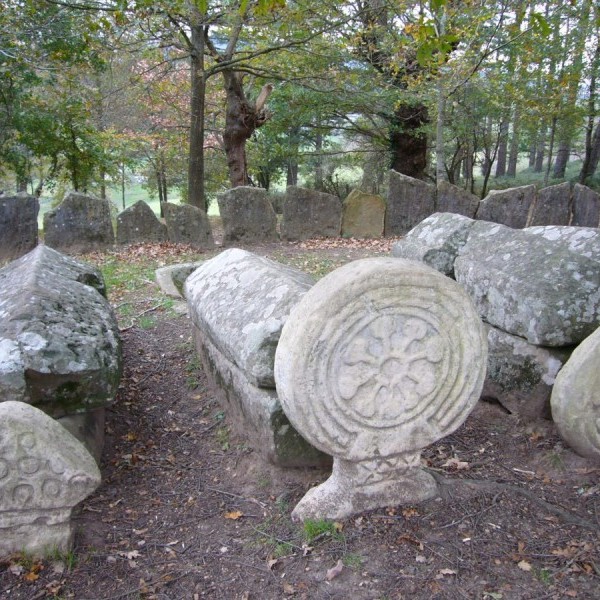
[475,184,535,228]
[525,225,600,263]
[571,184,600,228]
[116,200,167,244]
[280,186,342,241]
[551,327,600,460]
[218,187,278,244]
[0,245,122,417]
[484,325,571,420]
[436,180,479,218]
[155,262,203,298]
[185,248,315,388]
[275,257,487,521]
[0,401,101,556]
[162,202,215,248]
[527,182,571,226]
[0,194,39,262]
[44,192,114,253]
[391,212,474,277]
[455,221,600,346]
[341,189,385,238]
[193,328,331,468]
[385,171,436,235]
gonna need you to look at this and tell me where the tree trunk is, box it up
[389,103,428,179]
[222,69,272,187]
[552,140,570,178]
[188,25,206,211]
[582,122,600,180]
[495,121,508,177]
[528,139,536,169]
[580,13,600,184]
[315,129,324,191]
[287,161,298,186]
[534,127,546,172]
[435,77,447,183]
[507,108,521,177]
[544,116,558,186]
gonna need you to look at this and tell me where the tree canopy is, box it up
[1,0,599,202]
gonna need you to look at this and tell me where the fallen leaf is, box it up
[326,559,344,581]
[302,543,313,557]
[442,457,469,470]
[118,550,141,560]
[224,510,243,520]
[415,554,427,563]
[9,564,24,576]
[517,560,532,572]
[24,571,39,582]
[283,581,296,595]
[402,507,420,518]
[435,568,457,579]
[267,558,278,570]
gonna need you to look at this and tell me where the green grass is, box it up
[302,518,344,543]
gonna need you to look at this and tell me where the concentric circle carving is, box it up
[275,258,487,461]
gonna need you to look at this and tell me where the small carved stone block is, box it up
[0,401,101,556]
[275,258,487,521]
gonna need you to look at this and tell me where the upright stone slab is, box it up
[162,202,214,249]
[551,327,600,461]
[186,249,329,467]
[455,221,600,346]
[0,245,122,417]
[116,200,167,244]
[527,182,571,227]
[391,212,475,277]
[571,184,600,228]
[218,187,278,244]
[280,186,342,241]
[475,184,536,228]
[436,180,479,218]
[0,194,39,262]
[484,325,571,419]
[0,401,101,556]
[341,189,385,238]
[385,171,436,235]
[275,258,487,521]
[44,192,114,253]
[525,225,600,263]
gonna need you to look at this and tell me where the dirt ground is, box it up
[1,235,599,600]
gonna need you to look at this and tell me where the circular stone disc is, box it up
[274,258,487,461]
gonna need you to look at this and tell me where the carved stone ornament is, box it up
[275,258,487,521]
[0,401,101,556]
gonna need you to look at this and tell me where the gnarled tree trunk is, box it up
[222,70,272,187]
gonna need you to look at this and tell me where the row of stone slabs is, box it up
[3,176,600,263]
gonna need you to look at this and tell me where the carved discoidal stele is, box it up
[275,258,487,462]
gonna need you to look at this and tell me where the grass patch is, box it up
[302,519,344,543]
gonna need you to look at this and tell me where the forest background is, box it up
[1,0,599,220]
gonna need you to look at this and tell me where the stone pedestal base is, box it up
[291,455,438,522]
